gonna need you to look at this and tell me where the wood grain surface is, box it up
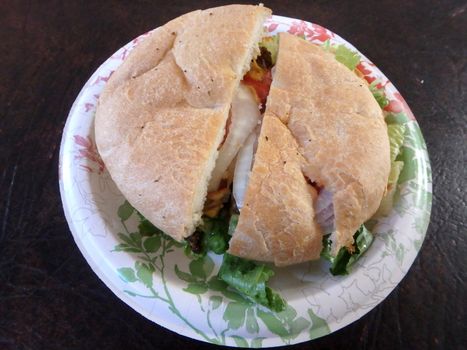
[0,1,466,349]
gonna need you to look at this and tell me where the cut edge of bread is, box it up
[189,8,271,236]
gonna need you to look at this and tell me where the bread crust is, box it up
[95,5,271,241]
[267,33,391,253]
[228,114,323,266]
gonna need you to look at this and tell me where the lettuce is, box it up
[388,124,406,163]
[187,216,231,256]
[186,212,285,312]
[259,35,279,66]
[388,160,404,184]
[369,81,389,109]
[322,40,360,71]
[385,112,410,125]
[139,209,286,311]
[228,213,239,236]
[321,225,374,275]
[218,254,286,312]
[377,161,404,215]
[376,124,406,216]
[333,44,360,71]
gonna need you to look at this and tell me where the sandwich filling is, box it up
[203,38,277,218]
[189,33,403,272]
[202,35,337,242]
[100,9,403,309]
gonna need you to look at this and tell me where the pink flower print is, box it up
[357,62,376,84]
[288,21,332,42]
[267,22,279,32]
[84,103,94,112]
[384,92,415,120]
[356,62,371,76]
[91,72,112,86]
[288,20,310,36]
[73,135,105,174]
[308,24,332,42]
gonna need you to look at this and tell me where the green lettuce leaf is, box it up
[185,215,231,258]
[376,160,404,216]
[321,225,374,275]
[322,41,360,71]
[385,112,410,125]
[259,35,279,65]
[369,81,389,109]
[228,214,239,235]
[388,124,406,163]
[333,45,360,71]
[375,124,406,216]
[199,216,230,254]
[388,160,404,185]
[218,254,286,312]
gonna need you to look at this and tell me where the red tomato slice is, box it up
[242,69,272,108]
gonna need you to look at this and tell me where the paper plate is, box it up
[59,15,432,348]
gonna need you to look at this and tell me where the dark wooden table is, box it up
[1,1,466,349]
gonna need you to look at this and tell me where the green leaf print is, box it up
[143,235,161,253]
[251,337,265,348]
[398,146,417,184]
[307,309,331,339]
[290,317,310,334]
[174,265,199,283]
[395,244,405,264]
[113,201,338,346]
[276,304,297,323]
[117,200,134,221]
[114,201,227,345]
[118,267,137,283]
[135,261,153,288]
[256,309,288,337]
[231,335,249,348]
[223,302,248,330]
[209,295,222,310]
[189,255,214,280]
[113,243,141,253]
[129,232,143,249]
[207,276,228,291]
[117,232,136,248]
[246,307,260,334]
[183,282,208,295]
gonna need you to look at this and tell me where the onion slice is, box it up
[208,84,260,192]
[315,189,335,234]
[232,132,257,210]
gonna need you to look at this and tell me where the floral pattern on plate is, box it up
[59,15,432,348]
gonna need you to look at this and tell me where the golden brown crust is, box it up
[95,5,271,241]
[228,114,323,266]
[268,33,390,253]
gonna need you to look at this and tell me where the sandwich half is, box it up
[96,8,390,267]
[95,5,271,241]
[228,33,390,263]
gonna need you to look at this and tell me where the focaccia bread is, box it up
[228,114,323,266]
[261,33,390,254]
[95,5,271,241]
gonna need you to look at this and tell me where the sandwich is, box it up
[95,4,405,311]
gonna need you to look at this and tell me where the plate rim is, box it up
[59,14,432,347]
